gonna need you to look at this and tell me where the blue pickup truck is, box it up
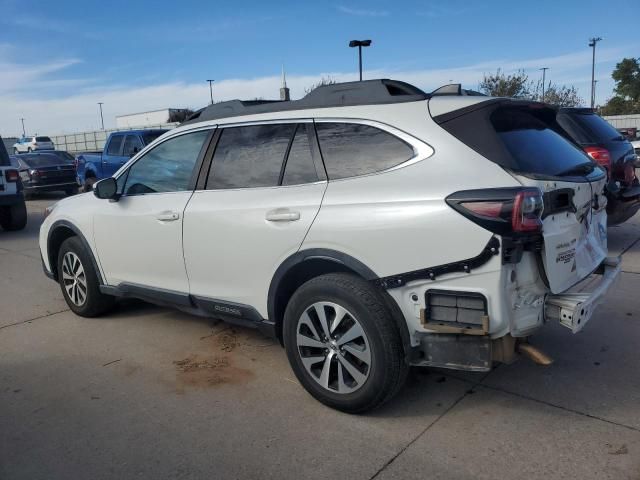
[76,129,167,191]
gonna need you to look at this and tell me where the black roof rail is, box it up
[182,79,429,124]
[430,84,487,97]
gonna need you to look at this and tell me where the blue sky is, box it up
[1,0,638,135]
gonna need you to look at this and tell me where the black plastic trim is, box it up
[47,220,105,284]
[267,249,379,322]
[0,192,24,206]
[196,128,222,190]
[373,237,501,289]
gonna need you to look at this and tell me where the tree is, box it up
[304,76,337,94]
[611,57,640,101]
[600,58,640,115]
[479,69,531,98]
[531,81,583,107]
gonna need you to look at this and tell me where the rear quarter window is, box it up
[315,123,414,180]
[558,112,622,144]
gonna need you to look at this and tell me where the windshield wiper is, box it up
[556,162,596,177]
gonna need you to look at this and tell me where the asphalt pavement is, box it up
[1,194,639,480]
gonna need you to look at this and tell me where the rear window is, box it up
[436,103,593,178]
[36,136,52,142]
[492,108,591,177]
[21,154,65,167]
[557,112,623,144]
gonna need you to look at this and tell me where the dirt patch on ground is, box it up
[173,354,253,389]
[215,329,239,352]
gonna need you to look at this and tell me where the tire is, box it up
[65,186,79,196]
[13,148,18,154]
[83,177,96,192]
[283,273,408,413]
[57,237,115,317]
[27,148,32,153]
[0,202,27,231]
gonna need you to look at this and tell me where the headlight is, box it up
[44,203,58,219]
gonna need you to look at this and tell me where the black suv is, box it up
[557,108,640,224]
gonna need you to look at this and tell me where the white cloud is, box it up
[1,45,636,137]
[337,5,389,17]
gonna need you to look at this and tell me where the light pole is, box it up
[20,118,25,137]
[593,80,599,109]
[588,36,602,108]
[207,79,215,104]
[539,67,549,102]
[349,40,372,81]
[97,102,104,130]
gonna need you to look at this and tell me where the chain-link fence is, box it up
[50,123,179,153]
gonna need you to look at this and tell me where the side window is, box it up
[123,130,209,195]
[207,124,295,189]
[106,135,124,156]
[315,123,414,180]
[282,124,318,186]
[122,135,144,157]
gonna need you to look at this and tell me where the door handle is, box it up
[156,211,180,222]
[265,209,301,222]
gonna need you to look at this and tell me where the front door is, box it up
[183,122,327,316]
[93,129,212,293]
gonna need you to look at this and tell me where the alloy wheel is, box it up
[296,301,372,394]
[62,251,87,306]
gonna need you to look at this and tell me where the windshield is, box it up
[21,154,69,168]
[142,131,166,145]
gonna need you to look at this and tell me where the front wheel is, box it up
[57,237,115,317]
[283,273,408,413]
[0,202,27,231]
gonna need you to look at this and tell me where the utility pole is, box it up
[20,118,25,137]
[207,79,215,104]
[98,102,105,130]
[588,37,602,108]
[539,67,549,102]
[349,40,372,81]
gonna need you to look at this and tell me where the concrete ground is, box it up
[1,194,639,480]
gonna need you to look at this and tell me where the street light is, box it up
[539,67,549,102]
[20,118,25,137]
[98,102,104,130]
[207,79,215,104]
[349,39,372,81]
[588,36,602,108]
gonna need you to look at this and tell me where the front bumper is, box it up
[544,257,621,333]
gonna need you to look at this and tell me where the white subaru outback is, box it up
[39,80,620,412]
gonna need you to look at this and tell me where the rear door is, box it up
[183,121,327,315]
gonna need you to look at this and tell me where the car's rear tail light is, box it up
[446,187,544,235]
[584,146,611,174]
[5,169,19,182]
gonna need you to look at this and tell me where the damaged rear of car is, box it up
[410,97,621,370]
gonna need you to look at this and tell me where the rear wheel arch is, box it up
[268,250,412,357]
[47,221,104,284]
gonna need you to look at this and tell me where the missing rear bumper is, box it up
[544,257,621,333]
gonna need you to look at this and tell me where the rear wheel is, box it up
[27,147,32,153]
[57,237,114,317]
[283,273,408,413]
[13,148,18,154]
[0,202,27,231]
[83,177,96,192]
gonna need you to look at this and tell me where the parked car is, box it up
[40,80,619,413]
[0,136,27,230]
[75,129,167,191]
[10,152,78,197]
[13,136,55,153]
[556,108,640,224]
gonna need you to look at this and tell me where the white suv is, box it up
[13,136,54,153]
[39,80,620,412]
